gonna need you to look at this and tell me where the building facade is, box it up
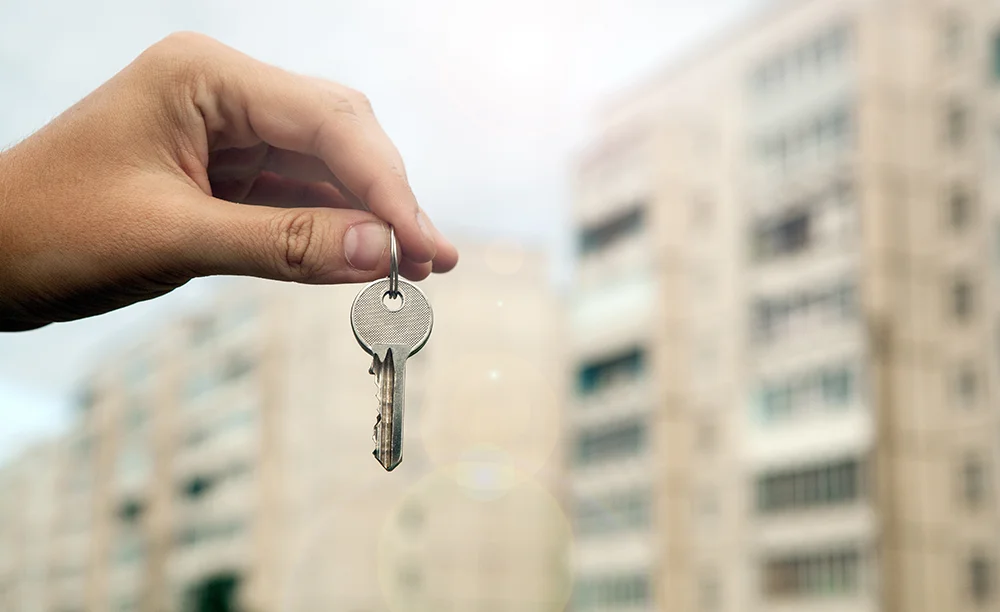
[0,441,62,612]
[14,238,566,612]
[570,0,1000,611]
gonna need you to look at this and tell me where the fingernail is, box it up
[345,222,387,271]
[417,210,436,247]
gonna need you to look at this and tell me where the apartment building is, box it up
[570,0,1000,611]
[42,237,565,612]
[0,441,61,612]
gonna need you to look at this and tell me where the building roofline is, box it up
[597,0,825,116]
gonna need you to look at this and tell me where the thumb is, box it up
[175,196,392,284]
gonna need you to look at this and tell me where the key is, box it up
[350,258,433,471]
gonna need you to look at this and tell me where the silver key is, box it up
[350,229,433,471]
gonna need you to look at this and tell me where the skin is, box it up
[0,32,459,332]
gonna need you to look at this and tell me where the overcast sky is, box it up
[0,0,757,461]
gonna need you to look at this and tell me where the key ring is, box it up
[388,225,399,297]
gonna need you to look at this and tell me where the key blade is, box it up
[372,347,406,472]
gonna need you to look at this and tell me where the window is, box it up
[575,419,647,465]
[752,281,856,344]
[955,363,978,407]
[753,210,811,261]
[949,186,972,230]
[118,499,144,523]
[577,348,645,396]
[397,564,422,591]
[189,316,215,346]
[757,459,862,513]
[963,455,988,509]
[579,204,646,255]
[575,489,650,535]
[574,573,650,610]
[113,538,145,565]
[697,419,717,452]
[951,276,974,322]
[176,520,245,547]
[222,352,256,381]
[970,554,994,604]
[759,363,855,423]
[750,23,852,96]
[399,503,425,532]
[763,548,860,598]
[700,573,720,611]
[944,13,967,60]
[947,102,969,149]
[993,33,1000,82]
[124,401,147,431]
[821,368,853,406]
[77,386,97,412]
[182,475,214,500]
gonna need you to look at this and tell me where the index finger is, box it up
[187,37,438,264]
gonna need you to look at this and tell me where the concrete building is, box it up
[0,441,61,612]
[570,0,1000,611]
[44,237,565,612]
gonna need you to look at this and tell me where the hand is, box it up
[0,32,458,332]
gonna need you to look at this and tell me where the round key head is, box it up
[351,279,433,357]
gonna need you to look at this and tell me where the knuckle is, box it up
[138,32,219,92]
[323,86,373,117]
[144,32,214,66]
[345,88,374,113]
[272,210,326,280]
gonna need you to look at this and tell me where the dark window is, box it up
[952,277,974,322]
[763,549,860,598]
[577,348,645,395]
[821,368,853,406]
[757,459,862,513]
[963,456,988,508]
[190,316,215,346]
[222,353,256,381]
[398,565,422,591]
[118,499,144,523]
[950,186,972,229]
[575,489,650,534]
[752,281,856,344]
[697,419,717,452]
[993,33,1000,81]
[182,475,213,500]
[574,573,651,610]
[700,573,721,611]
[579,205,646,255]
[956,364,978,407]
[575,419,647,465]
[77,386,97,413]
[185,572,242,612]
[398,503,425,532]
[753,210,811,261]
[970,555,994,604]
[948,102,969,148]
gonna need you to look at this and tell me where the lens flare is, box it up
[377,464,573,612]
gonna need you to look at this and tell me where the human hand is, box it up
[0,32,458,331]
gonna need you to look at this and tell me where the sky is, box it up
[0,0,758,460]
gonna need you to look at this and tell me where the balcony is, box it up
[574,376,653,428]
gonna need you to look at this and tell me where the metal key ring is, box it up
[388,225,399,297]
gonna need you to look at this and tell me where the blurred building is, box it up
[0,441,61,612]
[571,0,1000,611]
[9,238,566,612]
